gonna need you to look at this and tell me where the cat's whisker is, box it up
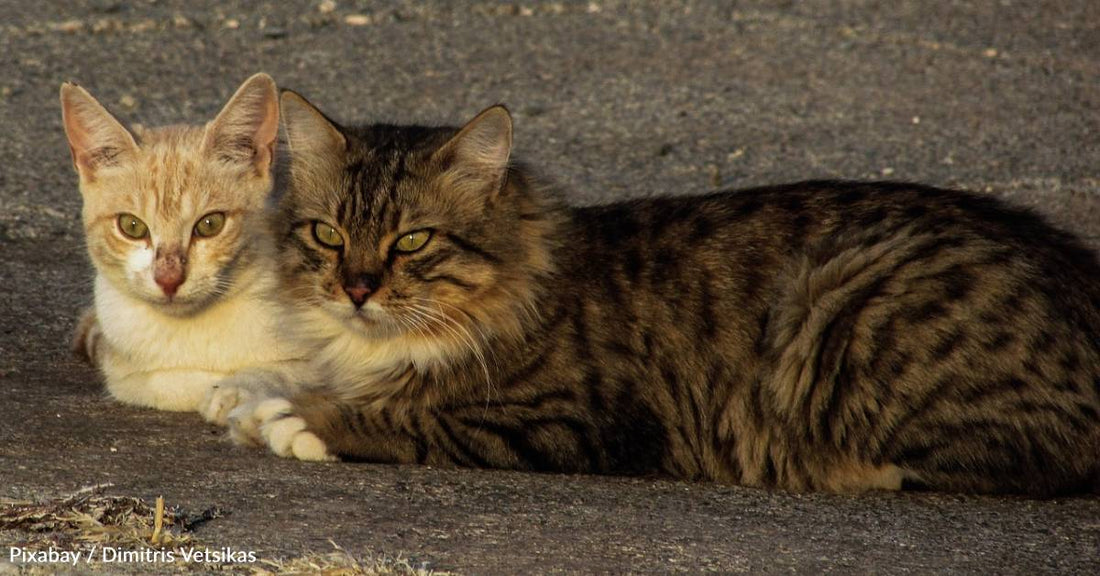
[409,297,496,356]
[394,304,433,342]
[414,297,503,389]
[406,300,499,420]
[408,300,489,363]
[406,303,475,361]
[405,301,495,403]
[397,303,478,394]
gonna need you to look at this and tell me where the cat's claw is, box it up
[226,396,276,446]
[229,397,334,461]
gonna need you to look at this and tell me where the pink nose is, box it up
[154,249,187,297]
[343,285,371,307]
[155,268,185,297]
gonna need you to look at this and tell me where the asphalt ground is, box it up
[1,1,1098,573]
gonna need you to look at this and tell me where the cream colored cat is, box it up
[62,74,308,422]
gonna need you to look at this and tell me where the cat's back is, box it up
[747,181,1100,331]
[562,178,1100,396]
[567,180,1100,300]
[558,181,1100,492]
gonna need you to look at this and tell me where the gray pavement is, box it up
[1,1,1099,573]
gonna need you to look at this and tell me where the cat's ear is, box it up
[433,105,513,196]
[59,83,138,182]
[203,73,279,175]
[280,90,346,160]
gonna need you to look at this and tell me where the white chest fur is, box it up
[93,269,308,410]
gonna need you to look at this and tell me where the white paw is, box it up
[229,397,334,461]
[199,384,254,425]
[262,414,333,461]
[227,397,281,446]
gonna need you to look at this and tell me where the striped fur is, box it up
[235,96,1100,495]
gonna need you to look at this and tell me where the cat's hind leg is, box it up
[819,460,909,493]
[878,415,1100,496]
[750,231,929,492]
[759,225,1100,495]
[71,306,103,366]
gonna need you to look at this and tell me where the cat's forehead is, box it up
[306,124,459,225]
[135,123,205,147]
[131,125,207,179]
[81,124,259,221]
[137,125,255,183]
[340,124,453,176]
[348,123,457,157]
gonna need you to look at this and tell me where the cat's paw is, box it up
[226,397,272,447]
[199,383,254,426]
[204,367,296,426]
[228,397,334,462]
[71,307,103,367]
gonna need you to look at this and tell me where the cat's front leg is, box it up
[100,353,230,411]
[199,360,309,425]
[227,395,334,461]
[228,390,436,464]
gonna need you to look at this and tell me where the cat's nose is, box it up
[343,285,372,308]
[342,273,380,308]
[155,248,187,297]
[155,269,185,297]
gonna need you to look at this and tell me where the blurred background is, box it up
[3,1,1097,225]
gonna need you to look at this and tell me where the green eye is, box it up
[395,230,432,253]
[312,222,344,248]
[117,213,148,239]
[194,212,226,238]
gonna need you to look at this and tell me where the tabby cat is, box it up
[230,91,1100,495]
[62,74,308,421]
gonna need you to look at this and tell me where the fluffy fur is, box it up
[231,93,1100,495]
[62,74,309,419]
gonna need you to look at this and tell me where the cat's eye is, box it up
[194,212,226,238]
[117,213,148,240]
[312,222,345,248]
[394,230,432,253]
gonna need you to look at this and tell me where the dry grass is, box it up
[0,483,207,552]
[1,485,450,575]
[251,542,444,576]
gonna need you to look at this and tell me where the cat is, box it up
[62,74,309,422]
[229,90,1100,495]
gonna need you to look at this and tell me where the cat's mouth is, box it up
[143,282,225,317]
[343,304,396,332]
[326,298,423,339]
[150,292,212,316]
[352,309,381,325]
